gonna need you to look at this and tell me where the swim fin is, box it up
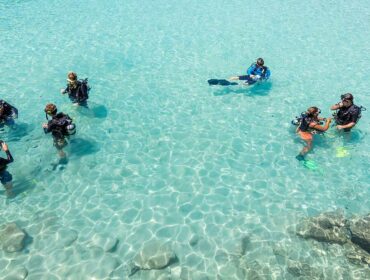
[208,79,238,86]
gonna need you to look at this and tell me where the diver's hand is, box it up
[336,125,344,130]
[42,123,48,129]
[60,89,66,94]
[1,142,9,151]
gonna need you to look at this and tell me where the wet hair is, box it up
[45,103,57,115]
[256,58,264,66]
[307,106,319,117]
[68,72,77,81]
[341,93,353,101]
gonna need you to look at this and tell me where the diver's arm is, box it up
[264,68,271,79]
[336,108,359,130]
[61,85,69,94]
[4,151,14,163]
[42,121,53,133]
[331,102,343,110]
[247,64,255,76]
[337,122,356,130]
[1,143,14,163]
[310,118,332,132]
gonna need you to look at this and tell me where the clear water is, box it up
[0,0,369,279]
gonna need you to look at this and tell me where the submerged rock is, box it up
[349,213,370,253]
[344,242,370,266]
[57,228,78,247]
[89,234,119,252]
[129,240,178,276]
[287,260,324,279]
[2,266,28,280]
[0,223,27,253]
[179,267,211,280]
[296,211,348,245]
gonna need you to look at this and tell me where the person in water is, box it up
[0,141,14,197]
[0,100,18,126]
[42,103,76,159]
[296,107,332,160]
[61,72,90,106]
[330,93,361,131]
[229,57,271,85]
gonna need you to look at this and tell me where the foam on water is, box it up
[0,0,369,279]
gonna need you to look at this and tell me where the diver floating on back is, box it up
[61,72,90,106]
[208,58,271,86]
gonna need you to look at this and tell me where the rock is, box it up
[349,213,370,253]
[222,235,250,257]
[2,266,28,280]
[57,228,78,247]
[344,242,370,266]
[0,223,27,253]
[132,268,171,280]
[189,235,200,247]
[90,234,119,252]
[296,211,349,244]
[179,267,210,280]
[217,259,247,279]
[287,260,324,279]
[239,259,272,280]
[130,240,178,276]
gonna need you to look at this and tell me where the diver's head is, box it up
[45,103,57,116]
[340,93,353,107]
[67,72,78,85]
[307,106,320,118]
[256,58,264,67]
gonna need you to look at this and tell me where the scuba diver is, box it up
[330,93,364,131]
[60,72,90,106]
[0,100,18,126]
[294,107,332,160]
[42,103,76,159]
[208,58,271,86]
[229,58,271,85]
[0,141,14,197]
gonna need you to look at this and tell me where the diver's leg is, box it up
[301,139,312,155]
[54,138,67,159]
[229,75,250,81]
[1,171,14,197]
[296,139,312,161]
[4,182,13,197]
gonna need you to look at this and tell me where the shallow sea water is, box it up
[0,0,369,279]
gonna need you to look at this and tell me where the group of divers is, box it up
[0,58,366,197]
[0,72,89,197]
[208,58,365,161]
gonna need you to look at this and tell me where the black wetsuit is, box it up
[0,150,14,185]
[44,113,71,149]
[64,80,89,104]
[0,150,14,171]
[335,104,360,126]
[0,100,17,124]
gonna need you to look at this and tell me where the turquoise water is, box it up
[0,0,369,278]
